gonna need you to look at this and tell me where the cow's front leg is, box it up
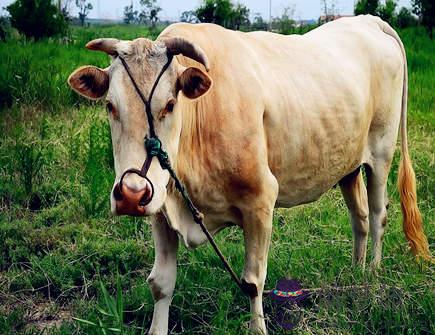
[147,212,178,335]
[241,202,274,335]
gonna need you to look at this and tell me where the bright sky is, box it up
[0,0,412,21]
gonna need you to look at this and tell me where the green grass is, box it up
[0,25,433,334]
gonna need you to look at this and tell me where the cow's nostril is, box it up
[138,184,153,206]
[113,183,123,201]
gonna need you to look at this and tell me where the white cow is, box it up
[68,15,430,334]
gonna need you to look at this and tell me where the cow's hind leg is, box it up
[339,167,369,267]
[147,213,178,335]
[366,162,390,269]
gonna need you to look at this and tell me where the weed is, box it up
[83,119,112,217]
[73,274,135,334]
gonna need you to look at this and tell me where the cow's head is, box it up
[68,37,212,216]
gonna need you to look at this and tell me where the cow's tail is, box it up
[376,18,431,260]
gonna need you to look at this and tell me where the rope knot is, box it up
[145,137,171,169]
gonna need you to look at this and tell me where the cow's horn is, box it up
[86,38,120,56]
[163,37,210,71]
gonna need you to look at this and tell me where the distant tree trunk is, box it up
[79,13,85,26]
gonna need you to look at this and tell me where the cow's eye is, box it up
[106,102,119,120]
[166,100,175,113]
[106,102,114,113]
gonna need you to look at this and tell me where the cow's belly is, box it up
[267,85,371,208]
[274,142,365,208]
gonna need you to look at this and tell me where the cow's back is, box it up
[159,16,404,208]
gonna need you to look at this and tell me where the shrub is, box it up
[195,0,250,30]
[378,0,397,26]
[0,16,11,41]
[397,7,417,28]
[6,0,68,40]
[15,141,44,198]
[412,0,435,38]
[355,0,380,15]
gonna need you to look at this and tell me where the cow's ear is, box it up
[68,66,109,100]
[178,67,212,99]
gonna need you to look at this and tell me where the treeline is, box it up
[354,0,434,36]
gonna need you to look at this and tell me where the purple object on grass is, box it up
[268,278,309,330]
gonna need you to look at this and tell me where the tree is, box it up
[274,6,295,33]
[195,0,248,30]
[57,0,73,22]
[180,10,198,23]
[7,0,68,40]
[378,0,397,25]
[251,13,267,31]
[139,0,161,27]
[76,0,93,26]
[320,0,338,22]
[0,16,10,41]
[230,3,250,30]
[397,7,417,28]
[412,0,434,38]
[354,0,379,15]
[124,4,138,24]
[195,0,233,28]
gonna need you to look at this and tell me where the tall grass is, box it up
[0,25,161,112]
[83,119,113,217]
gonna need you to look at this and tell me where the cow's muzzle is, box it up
[113,177,153,216]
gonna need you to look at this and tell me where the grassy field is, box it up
[0,25,433,334]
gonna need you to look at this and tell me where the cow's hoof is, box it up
[249,317,267,335]
[148,327,167,335]
[370,260,381,273]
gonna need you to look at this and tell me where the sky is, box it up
[0,0,412,21]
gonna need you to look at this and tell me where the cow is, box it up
[68,15,430,334]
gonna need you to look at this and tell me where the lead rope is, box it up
[118,55,251,297]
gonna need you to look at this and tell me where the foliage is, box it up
[123,4,139,25]
[378,0,397,25]
[139,0,162,27]
[6,0,68,40]
[15,141,44,198]
[180,10,198,23]
[251,13,268,31]
[76,0,93,26]
[83,119,113,218]
[0,16,11,41]
[74,275,126,333]
[272,6,295,34]
[59,0,73,23]
[354,0,380,15]
[196,0,232,27]
[354,0,419,28]
[320,0,338,21]
[397,7,417,28]
[195,0,250,30]
[412,0,435,38]
[231,3,250,30]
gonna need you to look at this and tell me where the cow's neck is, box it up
[175,95,217,199]
[163,94,231,247]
